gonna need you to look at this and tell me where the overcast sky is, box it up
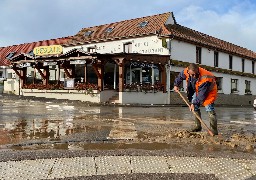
[1,0,256,51]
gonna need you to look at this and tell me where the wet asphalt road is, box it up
[0,94,255,152]
[0,95,256,179]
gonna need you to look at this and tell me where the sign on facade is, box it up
[33,45,63,56]
[64,78,75,89]
[43,62,57,66]
[70,60,86,64]
[19,63,31,68]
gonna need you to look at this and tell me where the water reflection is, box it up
[0,99,255,151]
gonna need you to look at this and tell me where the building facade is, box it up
[0,12,255,105]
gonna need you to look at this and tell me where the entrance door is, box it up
[132,69,141,84]
[131,68,142,84]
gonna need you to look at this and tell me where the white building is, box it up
[0,12,255,105]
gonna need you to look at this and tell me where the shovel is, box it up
[176,90,214,137]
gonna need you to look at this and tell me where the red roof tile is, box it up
[0,37,72,66]
[67,12,172,45]
[69,11,256,59]
[166,24,256,59]
[1,12,256,67]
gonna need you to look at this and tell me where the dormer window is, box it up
[84,30,93,37]
[87,47,96,53]
[6,52,16,59]
[28,50,34,56]
[105,27,114,33]
[139,21,148,27]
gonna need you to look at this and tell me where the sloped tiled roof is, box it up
[0,37,72,66]
[1,12,256,67]
[166,24,256,59]
[67,12,171,45]
[62,48,88,57]
[11,53,35,61]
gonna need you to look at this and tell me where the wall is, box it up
[170,66,256,95]
[218,53,229,70]
[119,91,168,104]
[169,39,256,96]
[100,90,118,102]
[170,40,195,63]
[201,48,213,67]
[64,36,170,55]
[170,40,255,74]
[170,91,255,106]
[20,89,101,103]
[4,79,20,95]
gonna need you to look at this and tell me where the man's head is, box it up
[188,63,199,78]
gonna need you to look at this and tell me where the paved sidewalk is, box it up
[0,155,255,180]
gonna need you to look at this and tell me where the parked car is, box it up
[254,98,256,110]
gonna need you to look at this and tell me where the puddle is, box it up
[0,97,255,154]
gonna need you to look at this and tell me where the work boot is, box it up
[208,110,218,135]
[190,110,202,132]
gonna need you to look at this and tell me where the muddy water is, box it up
[0,97,255,154]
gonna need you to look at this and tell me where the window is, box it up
[215,77,222,91]
[214,51,219,67]
[245,80,251,94]
[229,55,233,70]
[6,52,16,59]
[242,59,245,72]
[124,43,132,53]
[231,79,238,93]
[196,47,201,64]
[87,47,96,53]
[84,30,93,37]
[105,27,114,33]
[139,21,148,27]
[28,50,34,56]
[252,61,255,74]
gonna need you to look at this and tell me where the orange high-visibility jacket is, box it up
[184,67,217,106]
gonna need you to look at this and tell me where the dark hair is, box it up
[188,63,199,72]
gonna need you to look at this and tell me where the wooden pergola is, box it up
[10,49,170,92]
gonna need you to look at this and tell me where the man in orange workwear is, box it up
[174,63,218,135]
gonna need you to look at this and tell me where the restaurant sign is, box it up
[33,45,63,56]
[70,60,86,64]
[43,62,57,66]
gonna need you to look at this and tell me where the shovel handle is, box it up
[176,90,214,136]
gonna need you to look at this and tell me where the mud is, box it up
[0,94,255,156]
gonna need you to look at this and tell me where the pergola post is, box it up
[118,58,125,92]
[71,65,75,78]
[20,68,27,88]
[84,64,87,83]
[92,60,104,91]
[98,64,103,91]
[57,63,61,84]
[62,63,72,78]
[43,66,49,85]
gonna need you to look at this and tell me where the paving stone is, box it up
[204,157,254,180]
[131,156,169,173]
[167,156,210,174]
[237,159,256,177]
[167,156,255,180]
[3,158,56,180]
[48,157,95,179]
[95,156,131,175]
[0,155,255,180]
[0,161,9,179]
